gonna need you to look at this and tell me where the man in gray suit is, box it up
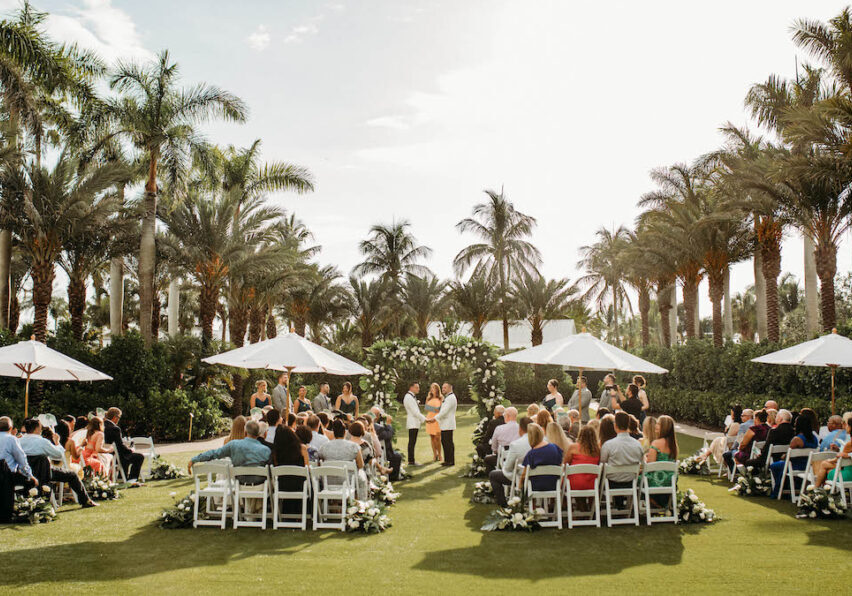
[312,382,333,412]
[272,372,291,413]
[567,376,593,422]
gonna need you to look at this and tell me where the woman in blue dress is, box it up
[769,413,818,499]
[335,381,359,417]
[542,379,563,412]
[249,380,271,409]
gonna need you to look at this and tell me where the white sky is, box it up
[8,0,852,317]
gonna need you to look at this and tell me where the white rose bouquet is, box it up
[346,499,392,533]
[148,456,187,480]
[676,489,717,523]
[679,454,711,476]
[728,466,771,497]
[470,480,495,504]
[12,486,56,524]
[369,475,400,505]
[83,467,123,500]
[481,496,544,531]
[160,491,202,529]
[461,454,488,478]
[795,485,848,520]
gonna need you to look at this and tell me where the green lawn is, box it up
[1,412,849,595]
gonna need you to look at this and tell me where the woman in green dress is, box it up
[335,381,359,417]
[294,385,313,413]
[645,415,678,507]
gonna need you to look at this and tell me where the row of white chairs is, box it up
[192,460,363,531]
[506,461,680,529]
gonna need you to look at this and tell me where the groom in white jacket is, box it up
[403,382,426,466]
[435,382,458,466]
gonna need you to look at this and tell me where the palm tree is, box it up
[305,267,349,343]
[792,8,852,95]
[511,271,577,345]
[102,50,247,344]
[348,276,391,348]
[454,189,541,350]
[577,225,631,345]
[2,155,126,341]
[449,268,498,340]
[620,228,662,347]
[354,219,432,287]
[403,273,446,338]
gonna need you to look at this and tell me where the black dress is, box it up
[274,446,307,514]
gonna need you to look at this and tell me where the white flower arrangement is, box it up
[676,489,717,523]
[346,499,392,533]
[12,491,56,524]
[679,454,712,476]
[462,453,489,478]
[369,475,400,505]
[470,480,495,504]
[481,496,543,531]
[148,455,188,480]
[728,466,771,497]
[83,467,123,500]
[795,485,848,520]
[160,491,202,528]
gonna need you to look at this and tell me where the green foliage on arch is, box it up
[359,336,505,417]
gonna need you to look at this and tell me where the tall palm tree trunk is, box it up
[723,269,733,339]
[638,285,650,347]
[67,274,86,341]
[0,230,10,329]
[611,285,620,345]
[531,319,543,346]
[761,241,781,343]
[266,311,277,338]
[815,240,837,332]
[151,290,161,339]
[682,274,699,340]
[31,261,54,343]
[248,304,264,343]
[229,301,248,416]
[139,157,159,345]
[753,251,767,341]
[707,271,724,348]
[668,284,677,345]
[657,284,672,347]
[199,283,217,344]
[167,278,179,337]
[499,261,509,351]
[109,259,124,338]
[9,290,19,334]
[804,234,820,336]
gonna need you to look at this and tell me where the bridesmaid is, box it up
[249,380,272,409]
[542,379,564,412]
[294,386,313,413]
[335,381,359,417]
[424,383,443,462]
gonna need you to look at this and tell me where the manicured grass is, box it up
[1,412,849,595]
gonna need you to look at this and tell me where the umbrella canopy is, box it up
[499,332,669,374]
[202,332,371,376]
[0,338,112,417]
[751,329,852,414]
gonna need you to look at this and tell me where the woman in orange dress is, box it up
[424,383,443,462]
[81,417,113,476]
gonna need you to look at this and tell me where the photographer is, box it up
[369,406,402,480]
[603,376,625,411]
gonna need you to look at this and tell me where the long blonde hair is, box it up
[225,415,246,444]
[428,383,442,402]
[546,422,568,451]
[527,423,544,447]
[642,415,658,446]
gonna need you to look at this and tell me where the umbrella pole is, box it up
[24,373,30,418]
[285,367,293,418]
[578,366,584,431]
[831,366,836,416]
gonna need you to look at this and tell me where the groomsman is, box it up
[403,382,426,466]
[313,382,333,412]
[435,382,458,466]
[272,372,291,413]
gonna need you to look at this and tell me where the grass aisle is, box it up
[1,411,850,594]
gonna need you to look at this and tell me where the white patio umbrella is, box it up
[751,329,852,415]
[0,338,112,418]
[202,330,371,414]
[499,331,668,419]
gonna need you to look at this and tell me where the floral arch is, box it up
[359,336,505,417]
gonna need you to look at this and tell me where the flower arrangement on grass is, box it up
[13,487,56,524]
[677,489,717,523]
[795,485,848,520]
[370,475,400,505]
[83,468,122,500]
[481,496,544,531]
[679,454,711,476]
[148,456,187,480]
[729,466,771,497]
[470,480,495,504]
[346,499,391,533]
[461,454,488,478]
[160,491,203,528]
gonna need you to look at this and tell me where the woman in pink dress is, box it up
[563,424,601,490]
[81,417,113,476]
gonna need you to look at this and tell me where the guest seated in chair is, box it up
[489,416,531,508]
[189,420,271,482]
[726,409,770,471]
[519,423,563,492]
[484,407,519,473]
[370,407,402,480]
[599,412,644,489]
[104,408,145,485]
[0,417,38,490]
[644,415,678,507]
[814,417,852,487]
[745,409,795,469]
[769,413,819,499]
[563,424,600,491]
[318,419,364,470]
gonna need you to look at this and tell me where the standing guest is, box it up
[424,383,443,462]
[600,411,645,486]
[563,424,601,490]
[249,380,271,410]
[641,416,658,450]
[435,382,458,466]
[769,414,819,499]
[225,416,247,444]
[633,375,650,423]
[645,415,679,505]
[546,422,569,452]
[104,408,145,484]
[403,382,427,466]
[0,417,38,487]
[272,372,291,414]
[484,407,519,472]
[519,423,563,492]
[568,376,593,422]
[189,420,271,473]
[335,382,359,417]
[819,415,845,451]
[312,382,333,413]
[81,417,112,476]
[599,414,617,450]
[605,383,626,412]
[489,416,532,507]
[293,386,312,414]
[319,419,364,469]
[746,409,795,469]
[19,419,97,507]
[542,379,564,412]
[307,415,329,452]
[621,384,644,420]
[265,409,282,445]
[477,405,506,460]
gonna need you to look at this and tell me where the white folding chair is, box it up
[826,457,852,507]
[764,444,789,472]
[49,453,80,506]
[716,436,737,479]
[109,450,127,484]
[508,463,523,500]
[640,461,679,525]
[796,451,838,506]
[523,465,563,528]
[311,465,351,531]
[192,461,233,529]
[750,441,766,460]
[270,465,311,530]
[777,448,816,502]
[563,463,601,528]
[130,436,157,479]
[231,466,270,529]
[496,445,509,470]
[603,463,641,527]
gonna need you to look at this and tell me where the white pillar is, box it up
[723,267,733,340]
[109,258,124,338]
[804,234,819,336]
[754,253,767,341]
[168,278,180,337]
[669,284,678,345]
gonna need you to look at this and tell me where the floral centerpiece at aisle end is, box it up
[462,453,488,478]
[470,480,495,504]
[679,453,711,476]
[481,496,544,531]
[729,466,771,497]
[160,491,201,528]
[148,456,187,480]
[796,485,848,520]
[13,487,56,524]
[369,474,400,505]
[83,467,123,500]
[346,499,392,533]
[677,489,717,523]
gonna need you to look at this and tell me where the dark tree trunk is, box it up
[139,157,158,346]
[815,240,837,332]
[151,290,161,340]
[758,219,783,343]
[248,304,264,343]
[266,311,277,338]
[657,283,673,348]
[31,261,55,343]
[638,285,650,347]
[199,282,217,345]
[531,321,543,346]
[230,304,248,347]
[67,274,87,342]
[682,276,698,341]
[708,272,724,348]
[9,291,19,335]
[293,315,307,337]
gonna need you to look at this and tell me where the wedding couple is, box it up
[403,381,457,467]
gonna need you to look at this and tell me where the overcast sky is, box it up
[8,0,852,317]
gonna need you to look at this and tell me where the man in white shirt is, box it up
[435,382,458,466]
[489,416,531,507]
[307,415,329,452]
[484,407,519,472]
[403,382,426,466]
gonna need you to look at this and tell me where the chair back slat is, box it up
[565,463,601,475]
[527,465,564,477]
